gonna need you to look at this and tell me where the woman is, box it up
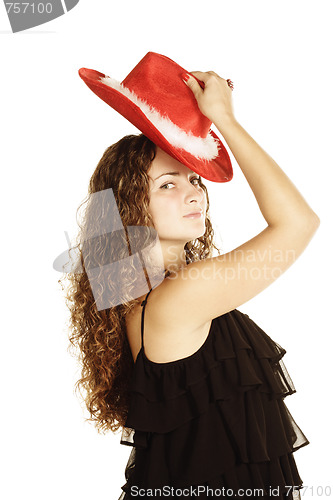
[63,53,320,499]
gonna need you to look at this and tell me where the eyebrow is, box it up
[153,170,196,181]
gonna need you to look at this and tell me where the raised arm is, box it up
[148,71,320,333]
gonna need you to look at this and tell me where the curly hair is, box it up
[59,134,221,434]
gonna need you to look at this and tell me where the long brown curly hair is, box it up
[59,134,221,434]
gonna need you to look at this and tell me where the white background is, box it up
[1,0,332,498]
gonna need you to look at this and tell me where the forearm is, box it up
[215,116,319,228]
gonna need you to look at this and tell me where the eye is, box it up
[191,177,201,185]
[159,177,200,190]
[160,182,174,190]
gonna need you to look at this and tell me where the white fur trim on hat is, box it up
[100,76,220,161]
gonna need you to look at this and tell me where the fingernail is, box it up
[181,72,190,82]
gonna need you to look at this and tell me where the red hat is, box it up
[78,52,233,183]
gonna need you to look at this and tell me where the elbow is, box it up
[314,215,321,228]
[299,211,321,233]
[309,211,320,228]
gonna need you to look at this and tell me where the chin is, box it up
[186,228,206,242]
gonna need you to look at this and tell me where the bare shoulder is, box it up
[125,288,212,364]
[125,217,320,363]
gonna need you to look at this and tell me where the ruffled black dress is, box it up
[118,289,309,499]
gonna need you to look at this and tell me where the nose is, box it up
[184,181,205,205]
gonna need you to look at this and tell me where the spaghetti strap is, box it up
[140,288,153,349]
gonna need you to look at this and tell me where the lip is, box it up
[183,211,203,218]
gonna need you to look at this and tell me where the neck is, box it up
[160,241,187,274]
[145,239,188,280]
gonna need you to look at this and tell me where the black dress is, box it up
[118,288,309,499]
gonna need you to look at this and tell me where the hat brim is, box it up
[79,68,233,183]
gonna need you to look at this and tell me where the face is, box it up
[148,147,207,244]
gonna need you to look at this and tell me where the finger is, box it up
[182,73,204,98]
[189,71,211,82]
[191,70,224,84]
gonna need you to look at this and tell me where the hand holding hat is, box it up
[183,71,235,126]
[79,52,233,183]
